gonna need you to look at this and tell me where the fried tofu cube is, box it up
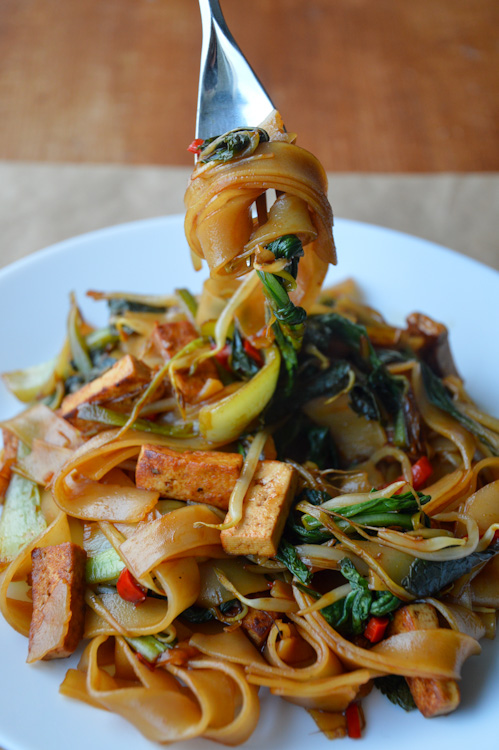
[151,321,222,403]
[151,320,200,360]
[27,542,87,663]
[389,603,460,717]
[59,354,152,426]
[221,461,297,557]
[390,602,440,633]
[135,444,243,510]
[241,608,276,648]
[406,674,460,719]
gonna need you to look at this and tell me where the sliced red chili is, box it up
[384,455,433,491]
[243,339,264,367]
[187,138,204,154]
[213,343,232,371]
[345,702,363,739]
[410,455,433,490]
[136,653,156,671]
[363,615,390,644]
[116,568,147,604]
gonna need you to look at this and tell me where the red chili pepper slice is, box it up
[243,339,264,367]
[363,615,390,644]
[187,138,204,154]
[410,456,433,490]
[345,702,363,739]
[117,568,147,604]
[136,653,156,671]
[213,343,232,371]
[385,455,433,491]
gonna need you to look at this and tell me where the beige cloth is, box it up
[0,162,497,271]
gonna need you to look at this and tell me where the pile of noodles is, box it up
[0,114,498,745]
[184,111,336,338]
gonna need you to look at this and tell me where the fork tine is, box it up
[196,0,275,139]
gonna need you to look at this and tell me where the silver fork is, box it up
[196,0,276,140]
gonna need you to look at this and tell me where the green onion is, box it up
[85,327,120,351]
[176,288,198,319]
[76,404,198,438]
[67,297,92,374]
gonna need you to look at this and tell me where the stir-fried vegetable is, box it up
[421,361,498,455]
[319,559,401,635]
[402,538,499,597]
[0,446,46,564]
[276,539,312,585]
[195,127,269,163]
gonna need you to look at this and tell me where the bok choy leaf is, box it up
[0,445,46,564]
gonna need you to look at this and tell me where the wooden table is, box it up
[1,0,497,171]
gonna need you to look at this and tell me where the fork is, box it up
[196,0,276,140]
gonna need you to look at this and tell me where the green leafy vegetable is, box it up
[231,329,260,379]
[76,404,197,438]
[180,605,214,623]
[306,424,339,469]
[304,313,369,355]
[421,361,498,455]
[368,363,405,418]
[85,547,125,584]
[285,513,332,544]
[180,599,240,624]
[85,326,120,352]
[273,414,338,469]
[300,491,431,536]
[329,490,431,519]
[256,234,307,394]
[375,675,417,711]
[68,299,92,375]
[282,487,333,544]
[320,559,401,635]
[350,383,381,421]
[376,349,414,365]
[199,128,269,163]
[107,298,168,315]
[267,360,352,424]
[304,313,406,420]
[0,456,46,563]
[267,234,304,278]
[175,288,198,318]
[300,488,332,505]
[401,539,499,598]
[124,635,168,663]
[276,539,312,584]
[299,361,352,406]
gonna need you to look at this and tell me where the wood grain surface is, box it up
[0,0,497,171]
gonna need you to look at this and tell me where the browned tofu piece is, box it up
[405,312,458,378]
[135,444,243,509]
[59,354,152,426]
[389,603,460,717]
[27,542,87,663]
[241,608,276,648]
[151,321,222,403]
[151,320,201,360]
[221,461,298,557]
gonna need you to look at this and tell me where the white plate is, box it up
[0,216,498,750]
